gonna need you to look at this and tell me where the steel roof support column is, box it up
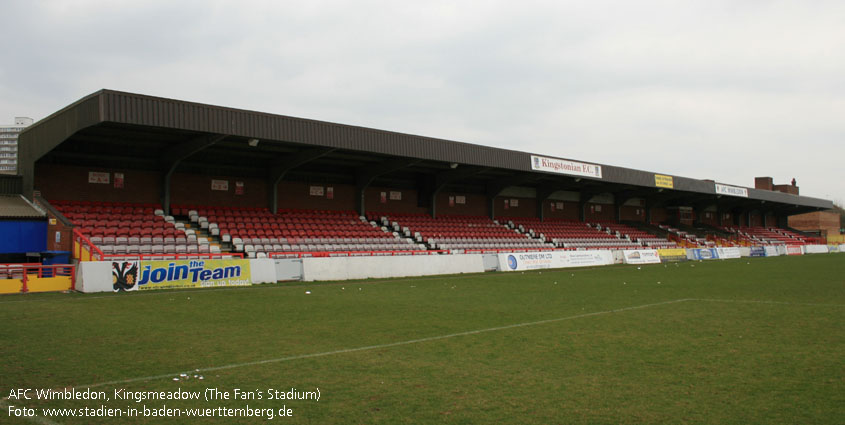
[160,134,227,215]
[485,173,535,221]
[430,166,486,219]
[776,212,789,229]
[579,189,599,223]
[535,187,556,221]
[644,196,660,225]
[486,178,516,221]
[579,199,586,222]
[691,201,714,227]
[354,158,419,216]
[612,190,638,224]
[268,148,335,214]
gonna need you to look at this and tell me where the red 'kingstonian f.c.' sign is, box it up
[530,155,603,179]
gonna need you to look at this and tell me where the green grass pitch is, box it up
[1,254,843,424]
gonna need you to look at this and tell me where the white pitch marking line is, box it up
[73,298,694,390]
[691,298,845,307]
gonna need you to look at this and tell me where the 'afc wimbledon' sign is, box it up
[531,155,602,179]
[714,183,749,198]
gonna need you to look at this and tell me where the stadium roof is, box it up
[18,89,833,216]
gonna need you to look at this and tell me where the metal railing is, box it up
[268,249,450,259]
[0,263,76,293]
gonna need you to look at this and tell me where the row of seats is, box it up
[52,200,159,215]
[506,218,638,249]
[54,200,213,259]
[723,226,809,245]
[560,242,644,250]
[509,218,617,240]
[89,235,203,246]
[657,224,728,247]
[64,213,163,222]
[375,213,539,252]
[77,227,185,238]
[637,239,680,249]
[436,242,550,251]
[175,207,414,256]
[100,244,221,255]
[239,242,424,255]
[74,218,168,229]
[171,205,270,217]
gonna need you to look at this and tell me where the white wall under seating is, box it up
[301,254,484,281]
[804,244,830,254]
[249,259,277,283]
[76,261,113,293]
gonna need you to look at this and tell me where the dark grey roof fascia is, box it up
[22,89,835,211]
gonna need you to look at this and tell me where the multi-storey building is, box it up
[0,117,34,174]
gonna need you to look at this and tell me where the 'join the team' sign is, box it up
[113,259,251,291]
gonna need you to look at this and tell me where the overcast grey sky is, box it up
[2,0,843,204]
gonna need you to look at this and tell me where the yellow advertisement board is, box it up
[655,174,674,189]
[658,248,687,262]
[112,259,251,291]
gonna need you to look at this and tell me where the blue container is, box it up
[40,251,70,277]
[41,251,71,265]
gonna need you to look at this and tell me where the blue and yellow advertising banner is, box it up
[654,174,674,189]
[749,246,767,257]
[127,259,251,290]
[689,248,719,260]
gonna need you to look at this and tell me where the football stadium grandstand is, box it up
[0,89,837,292]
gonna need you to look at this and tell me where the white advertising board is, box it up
[302,254,483,281]
[622,249,661,264]
[716,247,741,259]
[804,245,829,254]
[785,245,804,256]
[714,183,749,197]
[764,246,780,257]
[530,155,602,179]
[498,250,614,271]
